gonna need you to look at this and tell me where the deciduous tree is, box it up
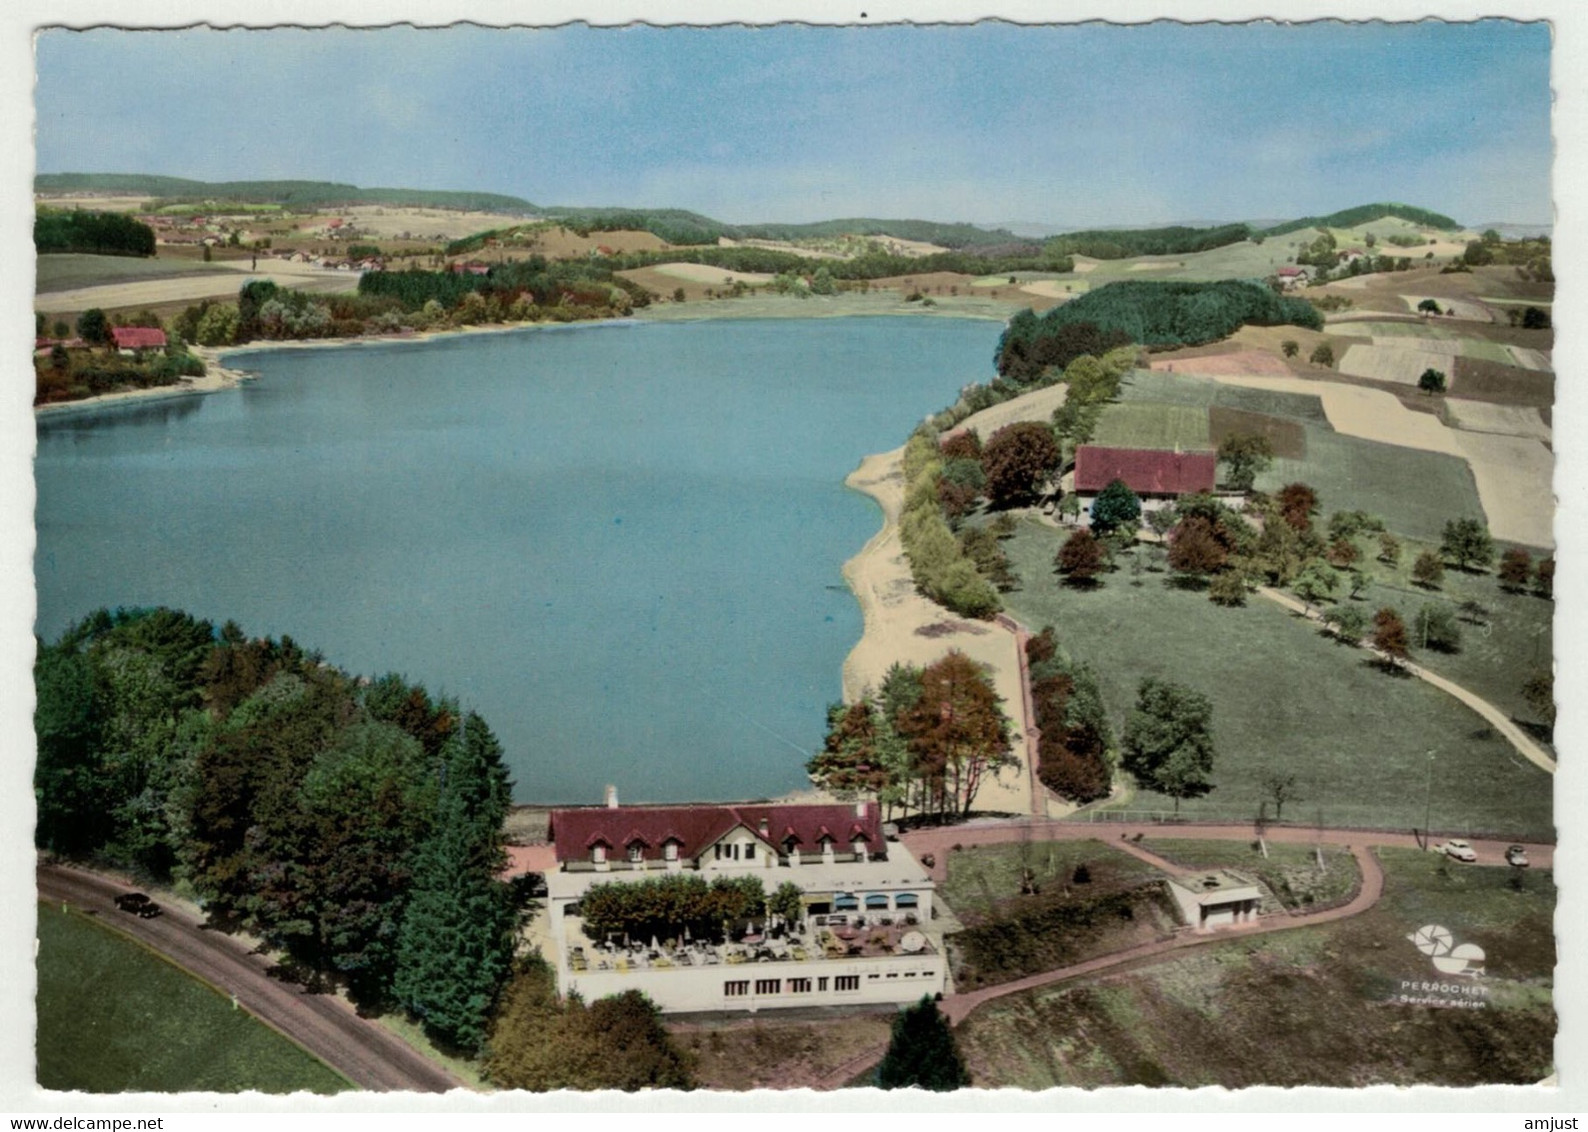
[1498,547,1533,591]
[898,651,1014,820]
[981,421,1061,508]
[1056,528,1104,585]
[1440,518,1495,572]
[1121,679,1216,815]
[1372,607,1409,668]
[1217,432,1273,492]
[1412,549,1445,589]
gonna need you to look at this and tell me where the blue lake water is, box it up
[35,317,995,804]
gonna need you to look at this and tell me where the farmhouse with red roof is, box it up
[110,326,168,354]
[543,790,944,1012]
[1073,444,1219,524]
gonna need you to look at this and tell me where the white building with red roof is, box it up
[110,326,168,354]
[544,792,945,1013]
[1073,445,1219,522]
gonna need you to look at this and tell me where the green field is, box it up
[1091,401,1212,451]
[1344,570,1554,728]
[36,253,233,296]
[35,903,350,1093]
[1142,839,1360,911]
[955,848,1554,1088]
[1118,368,1331,424]
[1000,520,1553,839]
[1257,426,1485,543]
[940,838,1164,921]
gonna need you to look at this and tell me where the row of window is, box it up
[832,892,919,911]
[722,971,926,998]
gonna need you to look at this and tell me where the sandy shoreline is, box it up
[839,446,1043,818]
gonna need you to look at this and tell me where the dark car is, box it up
[114,892,151,913]
[1506,844,1530,868]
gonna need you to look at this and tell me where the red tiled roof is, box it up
[548,802,882,865]
[110,327,167,350]
[1075,446,1217,496]
[1276,266,1305,277]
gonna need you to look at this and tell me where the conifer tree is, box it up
[392,710,519,1053]
[876,996,970,1091]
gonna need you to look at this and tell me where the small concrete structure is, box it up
[1167,870,1263,932]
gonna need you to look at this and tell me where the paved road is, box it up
[902,819,1553,882]
[37,862,462,1094]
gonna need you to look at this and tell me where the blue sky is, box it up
[34,20,1553,227]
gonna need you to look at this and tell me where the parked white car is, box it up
[1442,839,1477,863]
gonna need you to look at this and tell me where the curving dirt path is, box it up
[813,834,1394,1088]
[938,842,1384,1026]
[1255,585,1557,773]
[37,862,463,1093]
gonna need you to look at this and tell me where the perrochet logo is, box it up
[1407,923,1486,976]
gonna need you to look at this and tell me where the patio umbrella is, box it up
[683,925,692,943]
[650,935,661,951]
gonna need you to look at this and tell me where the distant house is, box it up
[1275,265,1310,290]
[449,261,491,276]
[1073,445,1218,517]
[543,792,945,1013]
[110,327,167,355]
[1341,247,1367,264]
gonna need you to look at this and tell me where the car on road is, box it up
[1506,844,1530,868]
[113,892,163,917]
[1442,839,1477,863]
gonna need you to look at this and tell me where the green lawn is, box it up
[36,253,233,296]
[1143,839,1360,911]
[1341,572,1553,729]
[1091,401,1211,451]
[956,848,1555,1089]
[35,903,350,1094]
[1000,520,1553,839]
[1257,425,1485,543]
[940,838,1164,921]
[1117,368,1331,425]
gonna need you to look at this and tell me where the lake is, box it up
[35,317,996,804]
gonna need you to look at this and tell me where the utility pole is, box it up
[1421,749,1437,846]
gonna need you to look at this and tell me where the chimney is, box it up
[758,817,770,836]
[604,784,619,809]
[855,800,867,819]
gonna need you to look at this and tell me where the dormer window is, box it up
[664,841,679,862]
[628,843,644,863]
[592,844,607,864]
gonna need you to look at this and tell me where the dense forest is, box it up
[1259,202,1460,237]
[1043,222,1254,260]
[34,209,156,257]
[35,608,525,1053]
[995,280,1322,375]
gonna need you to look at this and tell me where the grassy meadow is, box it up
[999,520,1553,839]
[35,903,349,1094]
[1141,839,1361,911]
[939,838,1164,921]
[1255,426,1484,543]
[954,848,1555,1089]
[36,253,233,296]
